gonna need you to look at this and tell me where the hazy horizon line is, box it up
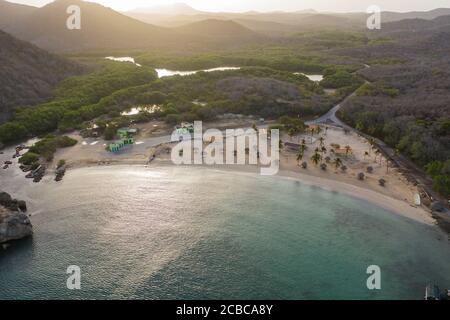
[5,0,450,14]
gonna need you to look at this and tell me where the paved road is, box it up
[306,64,371,127]
[305,88,361,127]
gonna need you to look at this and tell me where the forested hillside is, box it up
[338,16,450,196]
[0,61,158,144]
[0,29,84,124]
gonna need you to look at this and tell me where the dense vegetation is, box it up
[338,25,450,197]
[19,135,77,165]
[0,54,350,146]
[426,161,450,197]
[135,49,328,73]
[0,62,157,144]
[84,66,340,133]
[113,67,336,125]
[320,68,364,94]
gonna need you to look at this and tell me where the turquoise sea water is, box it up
[0,165,449,299]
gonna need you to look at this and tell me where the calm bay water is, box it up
[1,165,449,300]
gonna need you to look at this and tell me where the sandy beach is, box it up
[24,121,434,227]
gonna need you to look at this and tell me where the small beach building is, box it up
[109,128,136,152]
[117,128,137,138]
[171,122,194,142]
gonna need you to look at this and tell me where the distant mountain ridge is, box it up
[1,0,450,51]
[128,3,202,15]
[125,6,450,35]
[0,0,264,52]
[381,8,450,22]
[2,0,186,52]
[0,0,37,29]
[378,14,450,38]
[175,19,260,38]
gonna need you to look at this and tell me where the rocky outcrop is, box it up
[0,192,32,243]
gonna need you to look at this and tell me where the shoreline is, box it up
[1,123,442,231]
[63,159,436,226]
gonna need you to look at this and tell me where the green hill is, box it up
[0,29,84,123]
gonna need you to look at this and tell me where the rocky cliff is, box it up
[0,192,32,243]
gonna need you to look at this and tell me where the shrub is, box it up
[27,136,77,162]
[19,152,40,165]
[57,159,66,169]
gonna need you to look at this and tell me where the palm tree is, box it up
[296,150,304,165]
[368,138,375,155]
[321,146,327,155]
[311,152,322,166]
[374,149,380,163]
[379,152,384,165]
[364,151,369,160]
[288,128,295,141]
[315,126,322,136]
[300,143,308,154]
[333,158,343,170]
[319,136,325,148]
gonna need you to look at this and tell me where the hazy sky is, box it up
[9,0,450,13]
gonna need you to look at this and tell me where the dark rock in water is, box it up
[0,192,27,212]
[8,199,19,211]
[17,200,27,212]
[30,165,46,183]
[21,166,32,172]
[0,208,33,243]
[0,192,13,207]
[431,201,446,213]
[0,192,32,243]
[55,166,66,182]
